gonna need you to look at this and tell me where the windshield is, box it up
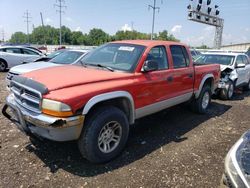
[47,50,65,59]
[80,43,145,72]
[49,51,84,64]
[195,54,235,65]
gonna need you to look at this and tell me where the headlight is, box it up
[42,99,73,117]
[225,131,250,188]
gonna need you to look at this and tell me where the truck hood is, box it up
[23,65,133,92]
[10,62,59,75]
[220,64,234,72]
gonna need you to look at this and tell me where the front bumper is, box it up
[2,94,84,141]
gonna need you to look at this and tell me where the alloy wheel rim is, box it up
[98,121,122,153]
[202,92,210,109]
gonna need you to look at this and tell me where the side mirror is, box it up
[142,60,158,72]
[236,63,246,68]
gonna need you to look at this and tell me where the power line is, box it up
[54,0,67,46]
[23,10,32,44]
[148,0,161,40]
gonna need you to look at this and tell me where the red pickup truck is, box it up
[2,40,220,163]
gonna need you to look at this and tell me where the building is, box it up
[220,43,250,52]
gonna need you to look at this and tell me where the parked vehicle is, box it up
[6,49,89,87]
[246,49,250,59]
[221,129,250,188]
[195,52,250,100]
[2,40,220,163]
[190,48,202,60]
[0,46,44,71]
[22,49,67,64]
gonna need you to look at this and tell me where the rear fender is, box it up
[195,74,214,98]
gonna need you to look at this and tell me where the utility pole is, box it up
[54,0,66,46]
[1,29,4,43]
[148,0,160,40]
[23,10,31,44]
[131,21,134,31]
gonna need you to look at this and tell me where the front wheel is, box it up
[78,106,129,163]
[220,80,234,100]
[191,85,212,114]
[0,60,7,72]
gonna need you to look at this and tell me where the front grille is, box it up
[10,81,42,113]
[6,72,19,81]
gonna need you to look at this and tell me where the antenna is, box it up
[54,0,67,45]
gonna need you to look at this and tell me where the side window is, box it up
[5,48,22,54]
[22,49,39,55]
[242,55,249,65]
[236,56,244,66]
[170,45,188,69]
[182,47,190,66]
[146,46,168,70]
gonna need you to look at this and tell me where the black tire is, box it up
[0,60,7,72]
[78,106,129,163]
[191,85,211,114]
[243,79,250,91]
[220,80,234,100]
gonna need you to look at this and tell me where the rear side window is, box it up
[5,48,22,54]
[146,46,168,70]
[22,49,39,55]
[170,45,189,68]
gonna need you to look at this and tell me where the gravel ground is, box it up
[0,72,249,188]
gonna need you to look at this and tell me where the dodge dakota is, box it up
[2,40,220,163]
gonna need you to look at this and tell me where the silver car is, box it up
[6,49,89,87]
[0,46,44,71]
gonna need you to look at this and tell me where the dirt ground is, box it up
[0,72,249,188]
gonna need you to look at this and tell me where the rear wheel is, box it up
[191,85,211,114]
[0,60,7,72]
[220,80,234,100]
[78,106,129,163]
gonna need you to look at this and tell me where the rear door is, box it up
[168,45,194,98]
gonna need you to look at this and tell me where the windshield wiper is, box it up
[81,62,114,72]
[96,64,114,72]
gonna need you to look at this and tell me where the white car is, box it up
[0,46,44,71]
[6,49,89,87]
[195,52,250,99]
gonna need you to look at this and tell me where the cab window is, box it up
[146,46,168,70]
[170,45,189,68]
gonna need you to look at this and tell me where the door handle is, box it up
[188,74,193,78]
[167,76,173,82]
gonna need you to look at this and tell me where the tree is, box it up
[87,28,110,46]
[156,30,179,42]
[9,32,27,44]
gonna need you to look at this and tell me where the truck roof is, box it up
[203,52,246,56]
[111,40,186,47]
